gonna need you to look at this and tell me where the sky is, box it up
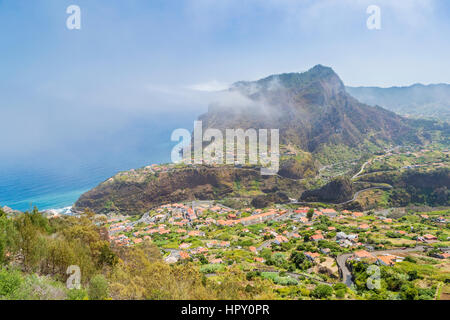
[1,0,450,167]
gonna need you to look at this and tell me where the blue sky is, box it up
[1,0,450,163]
[1,0,450,210]
[2,0,450,87]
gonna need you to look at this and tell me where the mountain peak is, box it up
[308,64,335,75]
[231,64,344,96]
[201,64,417,152]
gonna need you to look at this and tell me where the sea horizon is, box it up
[0,115,199,212]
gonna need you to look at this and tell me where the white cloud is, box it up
[185,0,437,30]
[186,80,229,92]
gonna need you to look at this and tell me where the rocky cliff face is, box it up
[200,65,420,152]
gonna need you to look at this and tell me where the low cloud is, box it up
[186,80,229,92]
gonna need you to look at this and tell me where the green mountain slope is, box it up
[200,65,420,152]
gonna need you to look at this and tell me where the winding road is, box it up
[337,184,393,205]
[203,245,428,289]
[291,182,393,206]
[335,245,427,288]
[351,159,372,180]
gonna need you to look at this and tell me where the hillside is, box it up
[357,167,450,207]
[74,65,426,215]
[347,83,450,121]
[73,165,305,215]
[299,176,354,204]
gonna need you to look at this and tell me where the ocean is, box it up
[0,113,199,212]
[0,141,173,212]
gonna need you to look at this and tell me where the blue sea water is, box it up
[0,142,173,212]
[0,114,199,212]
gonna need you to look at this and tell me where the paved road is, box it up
[291,183,393,206]
[257,240,273,251]
[206,246,428,289]
[351,148,396,181]
[335,253,355,287]
[352,159,371,180]
[336,246,428,288]
[256,228,298,251]
[337,185,393,205]
[192,243,429,289]
[202,159,364,183]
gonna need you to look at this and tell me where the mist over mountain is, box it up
[199,65,420,153]
[74,65,430,214]
[346,83,450,121]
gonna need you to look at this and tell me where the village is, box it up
[102,200,449,293]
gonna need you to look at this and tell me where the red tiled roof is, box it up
[179,251,190,259]
[353,250,374,259]
[305,252,320,259]
[311,234,324,240]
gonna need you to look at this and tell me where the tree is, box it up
[98,243,118,268]
[306,208,314,221]
[290,251,306,269]
[196,254,208,265]
[0,210,16,264]
[260,248,272,261]
[407,270,420,281]
[401,285,418,300]
[108,244,213,300]
[270,252,287,268]
[14,211,45,271]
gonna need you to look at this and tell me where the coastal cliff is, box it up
[73,165,305,215]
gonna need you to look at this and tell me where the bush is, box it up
[407,270,420,281]
[0,268,23,298]
[246,271,260,280]
[333,283,347,292]
[200,264,225,274]
[404,256,416,263]
[400,286,418,300]
[14,274,67,300]
[300,287,310,297]
[260,272,298,286]
[335,289,346,298]
[276,277,298,286]
[417,288,434,300]
[267,252,288,268]
[311,284,333,299]
[67,288,89,300]
[88,275,109,300]
[0,269,23,298]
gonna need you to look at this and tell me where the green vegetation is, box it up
[349,258,445,300]
[260,272,298,286]
[0,207,279,300]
